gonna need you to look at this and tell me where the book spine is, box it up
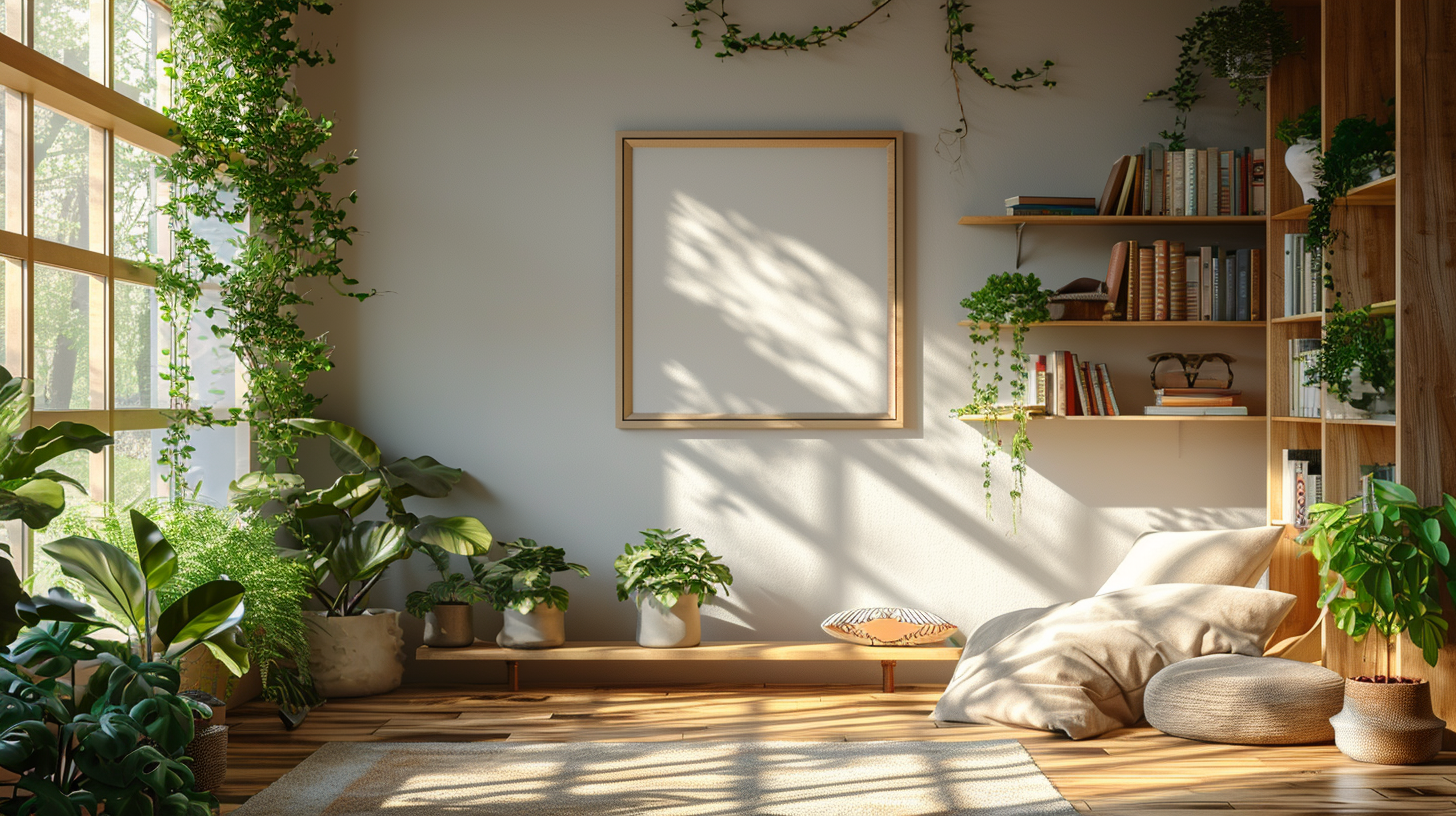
[1065,352,1078,416]
[1200,247,1213,321]
[1236,248,1251,321]
[1252,148,1266,216]
[1196,150,1208,216]
[1219,151,1233,215]
[1185,148,1197,216]
[1205,147,1219,216]
[1154,239,1170,320]
[1184,251,1200,321]
[1138,247,1155,320]
[1250,248,1262,321]
[1284,233,1295,317]
[1170,242,1187,320]
[1174,152,1185,216]
[1073,356,1091,416]
[1089,363,1107,416]
[1142,148,1153,215]
[1097,363,1120,415]
[1151,145,1165,216]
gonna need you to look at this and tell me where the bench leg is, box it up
[880,660,896,693]
[506,660,520,692]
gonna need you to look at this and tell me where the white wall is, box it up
[294,0,1269,685]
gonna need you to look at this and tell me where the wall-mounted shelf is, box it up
[957,320,1266,329]
[1269,174,1396,221]
[958,215,1266,268]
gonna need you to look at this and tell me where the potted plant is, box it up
[474,538,589,649]
[1299,479,1454,764]
[615,529,733,648]
[1307,109,1396,272]
[1275,104,1321,203]
[407,547,490,648]
[951,271,1050,532]
[1304,303,1395,420]
[1146,0,1302,150]
[230,419,494,698]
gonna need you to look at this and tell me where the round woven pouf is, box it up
[1145,654,1345,745]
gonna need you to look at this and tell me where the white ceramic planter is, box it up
[636,593,701,648]
[304,609,405,698]
[497,605,565,649]
[423,603,476,648]
[1285,138,1320,204]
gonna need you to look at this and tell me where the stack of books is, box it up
[1104,241,1262,322]
[1024,352,1121,416]
[1359,464,1396,512]
[1097,145,1266,217]
[1282,449,1323,526]
[1288,338,1322,418]
[1144,387,1247,416]
[1005,196,1097,216]
[1282,233,1322,317]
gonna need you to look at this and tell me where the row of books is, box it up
[1282,233,1324,318]
[1025,352,1123,416]
[1359,464,1396,512]
[1288,338,1322,418]
[1146,386,1247,416]
[1094,145,1266,217]
[1105,241,1263,322]
[1281,449,1322,526]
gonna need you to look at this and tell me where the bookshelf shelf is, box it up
[1271,416,1321,424]
[1324,418,1397,428]
[958,215,1266,226]
[957,415,1264,423]
[956,320,1266,329]
[1271,312,1322,324]
[1269,174,1396,221]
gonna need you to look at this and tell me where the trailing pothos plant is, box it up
[951,272,1050,531]
[1307,108,1395,277]
[676,0,1055,168]
[156,0,370,491]
[1146,0,1301,150]
[1299,479,1456,670]
[229,419,494,617]
[1274,103,1320,148]
[1304,302,1394,412]
[473,539,590,614]
[615,529,732,609]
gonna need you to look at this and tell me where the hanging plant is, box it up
[155,0,372,490]
[952,272,1050,531]
[676,0,1055,169]
[1146,0,1301,151]
[1304,302,1395,413]
[1307,108,1396,281]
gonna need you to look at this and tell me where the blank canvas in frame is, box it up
[617,132,904,429]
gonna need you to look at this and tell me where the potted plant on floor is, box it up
[230,419,494,698]
[474,538,589,649]
[1299,479,1454,764]
[615,529,733,648]
[1275,104,1321,203]
[408,546,491,648]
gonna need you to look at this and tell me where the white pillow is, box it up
[931,584,1295,739]
[1096,526,1282,596]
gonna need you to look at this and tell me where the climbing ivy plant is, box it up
[156,0,370,490]
[677,1,1055,167]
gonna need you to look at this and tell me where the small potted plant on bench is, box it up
[1299,478,1454,764]
[408,545,491,648]
[475,538,589,649]
[615,529,734,648]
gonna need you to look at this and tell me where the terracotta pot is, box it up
[304,609,405,698]
[423,603,476,648]
[1330,678,1444,764]
[636,593,700,648]
[497,606,565,649]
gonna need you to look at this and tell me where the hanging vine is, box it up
[676,1,1055,168]
[156,0,371,490]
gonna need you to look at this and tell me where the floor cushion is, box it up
[1145,654,1345,745]
[1097,526,1283,595]
[931,584,1295,739]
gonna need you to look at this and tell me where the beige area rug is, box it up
[233,740,1076,815]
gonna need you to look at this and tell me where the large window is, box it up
[0,0,245,541]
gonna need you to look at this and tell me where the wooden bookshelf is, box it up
[1263,0,1456,744]
[957,320,1266,329]
[957,215,1266,225]
[957,415,1264,423]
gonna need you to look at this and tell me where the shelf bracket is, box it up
[1014,222,1027,269]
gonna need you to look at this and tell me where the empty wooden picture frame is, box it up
[617,131,904,429]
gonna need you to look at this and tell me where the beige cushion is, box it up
[820,607,957,646]
[931,584,1295,739]
[1096,526,1282,595]
[1145,654,1344,744]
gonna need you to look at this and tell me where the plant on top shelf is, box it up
[1146,0,1302,151]
[1298,479,1455,764]
[951,272,1051,533]
[474,538,589,649]
[1307,107,1396,276]
[1304,303,1395,419]
[616,529,733,648]
[1275,104,1321,204]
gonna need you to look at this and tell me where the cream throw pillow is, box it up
[931,584,1295,739]
[1096,526,1282,595]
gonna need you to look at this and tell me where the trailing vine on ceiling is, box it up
[676,0,1056,168]
[156,0,370,490]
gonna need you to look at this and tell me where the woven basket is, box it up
[186,724,229,791]
[1331,678,1444,765]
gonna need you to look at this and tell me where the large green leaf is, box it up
[0,555,26,645]
[410,515,492,556]
[286,419,380,469]
[42,536,148,639]
[229,470,305,510]
[0,479,67,529]
[7,621,98,678]
[0,421,112,479]
[318,472,383,517]
[128,696,195,752]
[1373,478,1417,505]
[326,521,409,584]
[383,456,462,499]
[196,627,250,677]
[0,367,30,446]
[130,510,178,591]
[157,579,245,656]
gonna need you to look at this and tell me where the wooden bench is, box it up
[415,640,962,693]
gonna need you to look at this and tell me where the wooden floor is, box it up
[220,684,1456,814]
